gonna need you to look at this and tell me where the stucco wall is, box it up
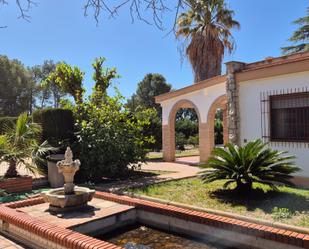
[161,82,226,125]
[239,71,309,177]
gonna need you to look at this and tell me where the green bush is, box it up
[32,108,75,146]
[0,117,17,134]
[176,132,186,151]
[71,93,154,182]
[188,135,199,147]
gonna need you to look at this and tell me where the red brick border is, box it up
[0,176,32,193]
[0,204,122,249]
[94,192,309,249]
[1,191,309,249]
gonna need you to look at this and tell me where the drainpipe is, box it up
[225,61,246,145]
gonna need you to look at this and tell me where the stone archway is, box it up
[163,99,201,162]
[200,95,228,162]
[162,95,228,163]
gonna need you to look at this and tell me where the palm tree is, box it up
[176,0,240,82]
[0,113,55,178]
[281,7,309,55]
[201,140,300,193]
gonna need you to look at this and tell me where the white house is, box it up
[155,51,309,186]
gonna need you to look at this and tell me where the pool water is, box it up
[96,224,241,249]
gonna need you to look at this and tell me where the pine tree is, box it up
[282,7,309,55]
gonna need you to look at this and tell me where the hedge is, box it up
[0,116,17,134]
[32,108,75,145]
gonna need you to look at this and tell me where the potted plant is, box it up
[0,113,55,193]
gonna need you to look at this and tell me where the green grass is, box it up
[146,148,199,160]
[130,178,309,228]
[0,188,48,203]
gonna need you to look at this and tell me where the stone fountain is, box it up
[41,147,95,212]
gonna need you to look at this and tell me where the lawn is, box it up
[130,178,309,228]
[146,148,199,160]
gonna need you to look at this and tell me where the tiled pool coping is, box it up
[0,192,309,249]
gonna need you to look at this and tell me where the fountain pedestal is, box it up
[41,147,95,212]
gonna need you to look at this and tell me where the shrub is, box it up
[176,132,186,151]
[71,93,154,182]
[0,117,17,134]
[272,207,293,220]
[0,113,55,178]
[32,108,75,146]
[201,140,300,193]
[188,135,199,147]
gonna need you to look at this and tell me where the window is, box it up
[270,92,309,142]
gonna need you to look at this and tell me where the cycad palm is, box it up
[0,113,55,178]
[201,140,300,193]
[176,0,240,82]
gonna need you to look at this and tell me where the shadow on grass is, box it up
[210,187,309,214]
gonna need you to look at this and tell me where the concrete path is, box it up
[175,156,200,165]
[95,159,203,193]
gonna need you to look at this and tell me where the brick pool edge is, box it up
[0,191,308,249]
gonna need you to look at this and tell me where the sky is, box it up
[0,0,308,99]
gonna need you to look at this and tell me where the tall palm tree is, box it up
[176,0,240,82]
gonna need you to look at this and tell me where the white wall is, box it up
[161,82,226,125]
[239,71,309,177]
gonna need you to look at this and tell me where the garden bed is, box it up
[130,178,309,228]
[0,176,33,193]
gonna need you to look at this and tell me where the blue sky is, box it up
[0,0,308,98]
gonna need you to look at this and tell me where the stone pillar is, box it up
[225,61,245,145]
[162,124,175,162]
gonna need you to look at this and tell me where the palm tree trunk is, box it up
[4,159,18,178]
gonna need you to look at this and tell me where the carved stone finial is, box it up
[64,147,73,164]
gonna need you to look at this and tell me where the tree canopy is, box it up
[0,55,35,116]
[281,7,309,55]
[127,73,171,115]
[176,0,240,82]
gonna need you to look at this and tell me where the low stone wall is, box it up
[1,192,309,249]
[95,192,309,249]
[0,198,122,249]
[0,176,32,193]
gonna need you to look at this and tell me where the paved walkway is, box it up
[95,158,203,193]
[175,156,200,165]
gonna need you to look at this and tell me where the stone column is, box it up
[162,124,175,162]
[225,61,245,145]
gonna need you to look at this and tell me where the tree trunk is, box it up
[236,180,252,195]
[187,33,223,83]
[4,160,18,178]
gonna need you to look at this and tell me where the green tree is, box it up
[44,63,85,103]
[176,0,240,82]
[31,60,65,108]
[127,73,171,151]
[281,7,309,55]
[127,73,171,115]
[0,56,35,116]
[201,140,300,194]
